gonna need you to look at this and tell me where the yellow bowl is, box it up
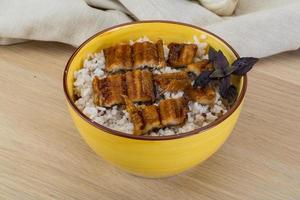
[63,21,247,178]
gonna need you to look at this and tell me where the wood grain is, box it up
[0,42,299,200]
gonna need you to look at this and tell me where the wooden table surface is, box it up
[0,42,299,200]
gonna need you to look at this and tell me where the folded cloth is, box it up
[0,0,132,46]
[0,0,299,58]
[206,2,300,57]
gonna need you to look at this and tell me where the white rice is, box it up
[193,35,208,60]
[152,66,181,74]
[73,36,228,136]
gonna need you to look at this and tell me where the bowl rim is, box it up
[63,20,247,141]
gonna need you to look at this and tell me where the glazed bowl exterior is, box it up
[63,21,247,178]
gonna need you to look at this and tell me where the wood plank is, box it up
[0,41,299,200]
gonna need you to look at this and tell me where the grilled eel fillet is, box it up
[154,71,191,92]
[132,40,166,68]
[123,96,161,135]
[92,74,126,107]
[125,69,155,103]
[93,69,154,107]
[104,40,166,72]
[185,85,216,105]
[167,43,198,67]
[104,44,133,72]
[186,59,213,76]
[124,96,188,135]
[159,97,188,126]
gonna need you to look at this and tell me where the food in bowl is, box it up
[64,21,255,177]
[73,35,257,136]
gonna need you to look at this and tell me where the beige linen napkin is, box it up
[0,0,131,45]
[0,0,299,58]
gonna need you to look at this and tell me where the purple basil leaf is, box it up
[232,57,259,76]
[193,70,213,88]
[213,65,238,78]
[209,68,224,78]
[210,65,237,78]
[219,76,231,98]
[209,50,230,78]
[225,85,238,106]
[216,50,229,70]
[208,46,217,62]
